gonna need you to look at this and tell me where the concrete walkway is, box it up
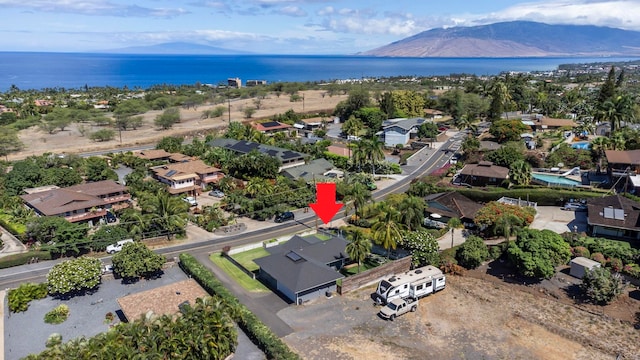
[0,226,27,259]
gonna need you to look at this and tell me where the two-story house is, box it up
[381,118,425,147]
[152,159,224,195]
[20,180,130,224]
[206,138,307,171]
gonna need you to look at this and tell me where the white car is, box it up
[183,196,198,206]
[106,239,134,254]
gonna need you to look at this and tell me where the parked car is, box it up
[378,298,417,321]
[183,196,198,206]
[105,211,117,223]
[106,239,134,254]
[275,211,295,223]
[364,181,377,190]
[209,189,225,198]
[562,202,587,211]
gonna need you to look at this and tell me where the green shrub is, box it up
[591,252,606,265]
[44,304,70,324]
[0,251,52,269]
[179,253,300,360]
[8,282,48,312]
[456,235,489,269]
[571,246,590,258]
[608,258,623,273]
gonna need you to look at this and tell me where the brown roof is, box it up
[459,162,509,180]
[605,149,640,165]
[424,191,482,220]
[21,189,106,216]
[117,279,209,322]
[153,160,221,180]
[326,145,350,157]
[252,121,291,132]
[65,180,127,197]
[135,149,172,160]
[537,117,576,128]
[587,195,640,230]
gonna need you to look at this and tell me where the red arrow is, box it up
[309,182,343,224]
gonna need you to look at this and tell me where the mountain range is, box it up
[100,42,252,55]
[360,21,640,57]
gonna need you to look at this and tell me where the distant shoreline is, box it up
[2,53,638,91]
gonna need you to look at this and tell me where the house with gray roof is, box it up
[281,158,336,183]
[254,235,348,304]
[587,194,640,240]
[206,138,307,171]
[381,117,426,147]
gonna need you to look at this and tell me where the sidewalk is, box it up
[0,226,27,259]
[437,228,468,250]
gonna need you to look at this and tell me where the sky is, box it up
[2,0,640,54]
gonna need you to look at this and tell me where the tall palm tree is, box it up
[590,136,611,172]
[244,177,273,198]
[346,230,372,274]
[344,182,371,218]
[495,213,522,240]
[371,202,406,258]
[509,160,532,186]
[397,195,425,231]
[363,137,385,177]
[140,191,189,239]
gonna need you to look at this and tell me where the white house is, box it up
[381,118,425,147]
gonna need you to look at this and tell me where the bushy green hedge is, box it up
[8,282,48,312]
[456,187,603,206]
[0,251,52,269]
[0,212,26,236]
[179,253,300,360]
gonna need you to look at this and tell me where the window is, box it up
[416,284,423,291]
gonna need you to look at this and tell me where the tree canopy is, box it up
[507,229,571,279]
[47,257,102,296]
[111,242,166,280]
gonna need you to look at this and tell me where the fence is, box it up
[221,252,256,279]
[338,256,412,295]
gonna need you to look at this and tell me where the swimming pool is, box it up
[571,142,591,150]
[532,173,582,186]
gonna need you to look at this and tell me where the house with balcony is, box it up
[20,180,130,224]
[152,159,224,195]
[206,138,307,171]
[381,118,425,147]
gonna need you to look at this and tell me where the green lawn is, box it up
[230,246,270,272]
[341,261,377,276]
[209,253,269,292]
[310,233,331,241]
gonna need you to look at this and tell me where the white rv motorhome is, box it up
[374,265,446,304]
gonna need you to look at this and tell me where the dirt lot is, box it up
[9,90,347,161]
[280,268,640,360]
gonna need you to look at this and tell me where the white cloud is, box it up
[278,5,307,17]
[482,0,640,30]
[0,0,189,18]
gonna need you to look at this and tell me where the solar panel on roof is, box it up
[165,170,178,177]
[286,251,305,263]
[603,207,614,219]
[614,208,625,220]
[261,121,281,128]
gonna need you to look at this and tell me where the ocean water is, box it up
[0,52,637,91]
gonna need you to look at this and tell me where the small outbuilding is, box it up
[570,257,601,279]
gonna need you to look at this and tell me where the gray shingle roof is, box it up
[207,138,306,163]
[254,236,347,294]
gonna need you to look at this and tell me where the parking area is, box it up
[529,205,588,234]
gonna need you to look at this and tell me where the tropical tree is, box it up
[371,202,406,258]
[590,136,611,172]
[345,230,372,274]
[580,266,625,305]
[244,177,274,198]
[111,242,166,280]
[456,235,490,269]
[0,126,24,160]
[344,182,371,218]
[156,136,183,153]
[139,191,189,239]
[509,160,532,186]
[401,229,440,267]
[154,107,181,129]
[47,257,102,297]
[397,195,425,231]
[507,229,571,279]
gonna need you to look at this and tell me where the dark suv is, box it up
[275,211,294,223]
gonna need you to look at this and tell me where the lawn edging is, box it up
[179,253,300,360]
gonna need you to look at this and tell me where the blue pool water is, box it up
[532,173,582,186]
[571,142,591,150]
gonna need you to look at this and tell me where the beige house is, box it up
[152,159,224,195]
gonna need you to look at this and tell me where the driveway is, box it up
[529,206,588,234]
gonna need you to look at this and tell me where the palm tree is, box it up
[397,195,425,231]
[140,191,189,239]
[509,160,532,186]
[244,177,273,198]
[494,213,522,240]
[344,182,371,218]
[590,136,611,172]
[371,202,406,258]
[363,137,385,177]
[345,230,372,274]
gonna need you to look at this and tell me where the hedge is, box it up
[0,213,26,237]
[0,251,52,269]
[456,187,604,206]
[179,253,300,360]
